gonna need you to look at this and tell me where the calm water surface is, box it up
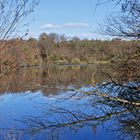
[0,65,139,140]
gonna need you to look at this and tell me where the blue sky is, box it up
[27,0,117,39]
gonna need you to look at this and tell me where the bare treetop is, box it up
[98,0,140,39]
[0,0,39,41]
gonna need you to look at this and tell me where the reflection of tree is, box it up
[0,65,111,95]
[99,83,140,139]
[19,109,126,138]
[0,84,139,140]
[119,114,140,139]
[105,107,140,140]
[0,66,139,139]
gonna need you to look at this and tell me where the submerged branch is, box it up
[94,91,140,107]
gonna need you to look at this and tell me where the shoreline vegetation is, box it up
[0,33,139,74]
[19,61,110,68]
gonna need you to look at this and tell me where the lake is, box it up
[0,64,139,140]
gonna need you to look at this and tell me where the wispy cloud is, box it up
[63,23,89,28]
[41,24,60,30]
[41,22,90,30]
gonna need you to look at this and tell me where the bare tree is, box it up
[0,0,39,41]
[0,0,39,74]
[95,1,140,118]
[98,0,140,39]
[38,33,51,63]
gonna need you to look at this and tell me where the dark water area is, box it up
[0,64,139,140]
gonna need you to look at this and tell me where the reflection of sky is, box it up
[0,86,134,140]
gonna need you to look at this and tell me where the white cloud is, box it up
[76,33,94,39]
[41,24,60,30]
[63,23,89,28]
[80,33,93,37]
[41,22,90,30]
[78,33,111,40]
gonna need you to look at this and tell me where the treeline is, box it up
[0,33,140,70]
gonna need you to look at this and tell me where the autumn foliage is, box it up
[0,33,140,79]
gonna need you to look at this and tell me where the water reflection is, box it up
[0,65,139,140]
[0,65,111,95]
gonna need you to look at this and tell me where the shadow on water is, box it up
[0,64,139,140]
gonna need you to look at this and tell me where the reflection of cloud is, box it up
[41,22,90,30]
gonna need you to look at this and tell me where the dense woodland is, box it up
[0,0,139,85]
[1,33,140,72]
